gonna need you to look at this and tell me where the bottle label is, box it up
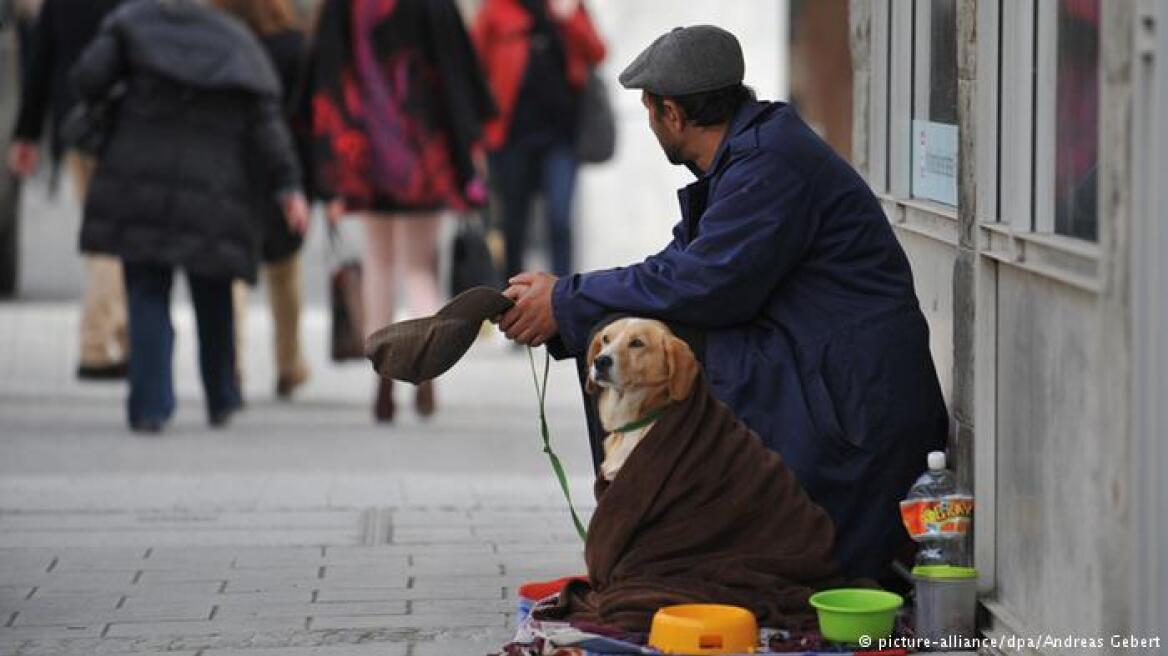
[899,495,974,539]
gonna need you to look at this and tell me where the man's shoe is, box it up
[130,420,164,434]
[209,408,236,428]
[78,362,128,380]
[209,399,243,428]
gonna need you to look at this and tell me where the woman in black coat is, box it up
[71,0,309,433]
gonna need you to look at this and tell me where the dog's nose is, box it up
[594,355,613,371]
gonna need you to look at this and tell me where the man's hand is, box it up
[280,191,310,235]
[325,198,346,225]
[7,141,39,178]
[499,272,559,347]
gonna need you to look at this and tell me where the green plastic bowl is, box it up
[808,588,904,645]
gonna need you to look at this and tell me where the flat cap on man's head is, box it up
[619,25,744,97]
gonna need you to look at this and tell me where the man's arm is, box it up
[8,0,53,175]
[11,0,54,142]
[552,153,819,355]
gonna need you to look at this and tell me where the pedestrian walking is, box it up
[306,0,496,423]
[6,0,127,381]
[71,0,309,433]
[472,0,605,280]
[218,0,313,400]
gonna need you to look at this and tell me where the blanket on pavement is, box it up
[535,375,850,632]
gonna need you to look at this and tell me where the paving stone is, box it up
[137,565,324,587]
[319,565,410,583]
[0,554,55,573]
[403,561,503,577]
[114,599,216,622]
[309,613,507,631]
[411,635,511,656]
[232,552,327,569]
[411,599,516,615]
[221,579,323,595]
[143,547,244,564]
[13,601,214,627]
[489,537,586,550]
[134,569,230,585]
[313,588,423,603]
[17,571,137,592]
[227,567,324,583]
[409,574,508,587]
[322,544,493,560]
[212,600,407,620]
[104,617,307,638]
[390,527,476,544]
[212,589,316,604]
[67,651,200,656]
[5,595,121,616]
[410,553,508,569]
[388,510,469,527]
[0,587,34,603]
[315,574,411,590]
[0,623,106,642]
[203,645,407,656]
[472,526,583,543]
[29,581,225,599]
[315,584,504,603]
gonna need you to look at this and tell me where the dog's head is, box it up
[585,318,699,402]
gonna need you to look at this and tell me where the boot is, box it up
[415,380,436,418]
[374,378,395,423]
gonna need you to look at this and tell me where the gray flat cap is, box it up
[619,25,744,96]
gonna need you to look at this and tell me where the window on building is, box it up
[911,0,959,206]
[1053,0,1100,241]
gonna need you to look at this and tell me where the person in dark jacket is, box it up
[72,0,309,433]
[499,26,948,580]
[472,0,605,280]
[7,0,128,381]
[217,0,312,400]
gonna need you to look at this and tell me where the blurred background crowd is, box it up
[1,0,834,435]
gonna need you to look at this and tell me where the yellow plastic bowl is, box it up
[649,604,758,655]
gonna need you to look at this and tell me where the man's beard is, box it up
[662,140,686,165]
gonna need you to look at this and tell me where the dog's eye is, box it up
[602,335,610,344]
[629,338,644,348]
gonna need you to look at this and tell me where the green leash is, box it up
[526,346,588,542]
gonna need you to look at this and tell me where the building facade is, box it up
[849,1,1166,651]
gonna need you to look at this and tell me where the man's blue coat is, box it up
[550,100,948,579]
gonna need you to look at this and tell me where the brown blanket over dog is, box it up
[537,377,849,632]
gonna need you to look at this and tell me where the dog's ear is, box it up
[585,332,604,395]
[665,335,698,401]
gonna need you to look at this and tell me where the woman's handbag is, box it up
[327,225,366,362]
[60,83,125,156]
[449,211,500,297]
[575,70,616,164]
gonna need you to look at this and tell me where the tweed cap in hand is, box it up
[618,25,744,96]
[364,287,514,384]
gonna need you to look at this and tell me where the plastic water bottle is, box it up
[899,451,973,566]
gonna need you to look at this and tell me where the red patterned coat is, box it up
[307,0,496,212]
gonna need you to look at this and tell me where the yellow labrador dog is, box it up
[586,318,699,481]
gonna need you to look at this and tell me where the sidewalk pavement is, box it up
[0,301,597,655]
